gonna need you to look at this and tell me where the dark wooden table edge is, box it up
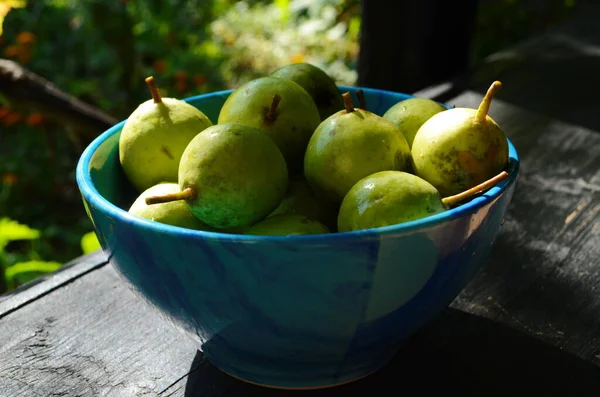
[0,250,109,319]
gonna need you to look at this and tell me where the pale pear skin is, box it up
[217,76,321,175]
[270,62,344,120]
[129,182,215,231]
[119,97,212,192]
[382,97,446,148]
[338,171,446,232]
[304,108,411,204]
[245,214,330,236]
[178,122,288,230]
[411,108,509,197]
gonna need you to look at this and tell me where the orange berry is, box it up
[2,112,22,126]
[193,74,206,86]
[4,45,20,58]
[17,50,31,64]
[16,32,36,45]
[175,80,188,93]
[174,70,187,80]
[2,173,18,186]
[153,59,167,73]
[26,112,44,126]
[0,107,10,118]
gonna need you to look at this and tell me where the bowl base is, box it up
[211,359,383,390]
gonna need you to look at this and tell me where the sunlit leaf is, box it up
[0,0,27,37]
[275,0,290,22]
[5,260,62,288]
[0,217,40,251]
[80,231,101,254]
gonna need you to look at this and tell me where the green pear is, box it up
[245,214,329,236]
[268,178,339,231]
[304,92,411,204]
[217,76,321,175]
[270,62,344,120]
[129,182,215,231]
[119,76,213,192]
[382,97,446,148]
[338,169,510,232]
[338,171,446,232]
[144,122,288,230]
[411,81,509,196]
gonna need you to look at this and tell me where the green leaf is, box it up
[275,0,290,22]
[0,0,27,36]
[348,16,360,39]
[5,260,62,280]
[80,231,101,254]
[0,217,40,251]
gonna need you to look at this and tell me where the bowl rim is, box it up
[76,86,520,243]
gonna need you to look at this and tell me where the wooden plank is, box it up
[0,264,198,397]
[448,90,600,363]
[0,251,108,317]
[2,262,599,397]
[433,1,600,366]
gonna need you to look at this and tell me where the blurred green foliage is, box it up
[0,0,576,293]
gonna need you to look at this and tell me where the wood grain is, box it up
[0,264,198,397]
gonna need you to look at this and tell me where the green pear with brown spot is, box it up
[129,182,216,231]
[338,169,510,232]
[218,76,321,175]
[338,171,446,232]
[411,81,509,196]
[270,62,344,120]
[144,122,289,230]
[119,76,213,192]
[382,97,446,148]
[304,92,412,204]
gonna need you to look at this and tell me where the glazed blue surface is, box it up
[76,86,519,389]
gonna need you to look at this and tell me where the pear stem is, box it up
[145,187,195,205]
[265,94,281,122]
[476,80,502,123]
[145,76,162,104]
[356,89,366,110]
[441,171,509,207]
[342,92,354,113]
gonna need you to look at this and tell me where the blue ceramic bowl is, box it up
[76,86,519,390]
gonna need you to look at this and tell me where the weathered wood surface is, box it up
[2,3,600,396]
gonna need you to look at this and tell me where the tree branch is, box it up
[0,59,118,142]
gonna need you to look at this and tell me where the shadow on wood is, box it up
[181,308,600,396]
[466,2,600,132]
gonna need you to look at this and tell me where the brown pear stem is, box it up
[441,171,509,207]
[145,187,195,205]
[265,94,281,121]
[476,80,502,122]
[342,92,354,113]
[145,76,162,104]
[356,89,366,110]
